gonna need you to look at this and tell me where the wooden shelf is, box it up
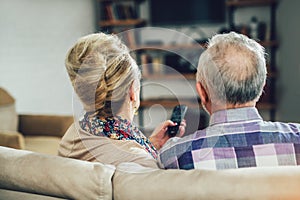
[259,40,278,47]
[142,72,276,80]
[226,0,277,7]
[142,73,196,80]
[99,19,146,27]
[140,99,201,109]
[140,99,275,111]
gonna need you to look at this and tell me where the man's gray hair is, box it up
[196,32,267,104]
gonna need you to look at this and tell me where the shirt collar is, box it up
[209,107,263,126]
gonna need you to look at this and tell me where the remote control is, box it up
[168,104,188,137]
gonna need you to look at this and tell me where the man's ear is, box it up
[196,82,209,104]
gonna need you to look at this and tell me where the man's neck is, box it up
[209,101,257,115]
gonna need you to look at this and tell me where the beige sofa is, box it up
[1,146,300,200]
[0,87,73,155]
[0,114,73,155]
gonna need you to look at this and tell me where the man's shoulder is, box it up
[263,120,300,134]
[160,120,300,153]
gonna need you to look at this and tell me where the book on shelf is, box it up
[103,3,137,21]
[140,53,165,77]
[128,31,136,46]
[121,31,136,47]
[104,5,113,20]
[140,53,153,76]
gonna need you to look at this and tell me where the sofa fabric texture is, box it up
[24,136,61,155]
[0,189,65,200]
[18,114,73,155]
[0,113,73,155]
[18,114,73,137]
[113,162,300,200]
[1,146,300,200]
[0,131,24,149]
[0,146,115,200]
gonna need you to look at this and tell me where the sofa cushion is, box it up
[113,162,300,200]
[18,115,73,137]
[24,136,61,155]
[0,131,25,149]
[0,189,65,200]
[0,88,18,132]
[0,146,115,200]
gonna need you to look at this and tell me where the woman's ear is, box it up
[129,81,136,102]
[196,82,209,104]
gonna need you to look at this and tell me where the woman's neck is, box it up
[116,99,135,122]
[116,110,133,122]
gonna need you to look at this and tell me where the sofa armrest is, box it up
[18,114,73,137]
[0,131,25,149]
[0,189,66,200]
[0,146,115,200]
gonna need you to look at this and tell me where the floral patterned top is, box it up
[79,114,158,159]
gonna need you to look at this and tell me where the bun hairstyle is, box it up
[65,33,141,117]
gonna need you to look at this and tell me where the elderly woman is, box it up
[58,33,184,168]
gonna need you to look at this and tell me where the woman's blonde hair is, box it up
[65,33,140,117]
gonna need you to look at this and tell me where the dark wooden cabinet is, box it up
[97,0,146,33]
[227,0,278,121]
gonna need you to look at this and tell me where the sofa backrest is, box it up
[18,114,73,137]
[2,146,300,200]
[0,146,115,200]
[113,162,300,200]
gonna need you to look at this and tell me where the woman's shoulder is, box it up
[59,123,159,168]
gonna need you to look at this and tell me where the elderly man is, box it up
[158,32,300,170]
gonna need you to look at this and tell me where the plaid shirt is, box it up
[158,107,300,170]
